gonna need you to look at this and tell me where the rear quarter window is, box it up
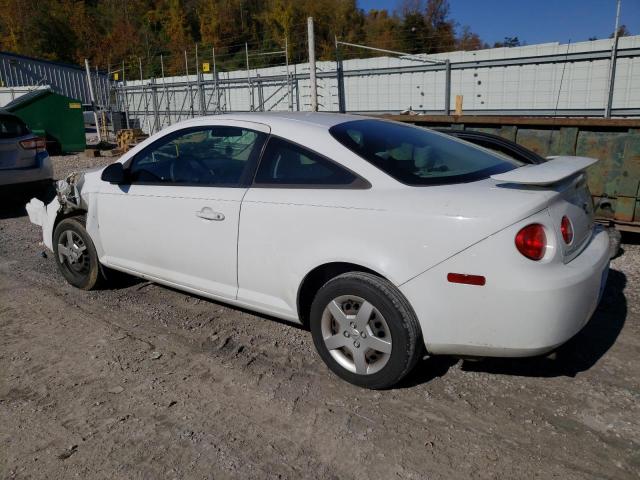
[329,119,521,186]
[0,115,29,139]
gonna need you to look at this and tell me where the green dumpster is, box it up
[4,88,85,153]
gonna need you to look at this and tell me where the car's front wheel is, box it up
[53,217,103,290]
[310,272,422,389]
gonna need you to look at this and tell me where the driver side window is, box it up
[129,126,266,186]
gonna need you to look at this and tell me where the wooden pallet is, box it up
[116,129,149,152]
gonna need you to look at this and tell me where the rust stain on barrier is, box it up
[615,197,636,222]
[515,129,553,157]
[577,131,627,197]
[620,131,640,197]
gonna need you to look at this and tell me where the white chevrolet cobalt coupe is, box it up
[27,113,610,389]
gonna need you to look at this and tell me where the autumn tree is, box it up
[0,0,488,73]
[363,10,402,52]
[457,25,486,51]
[493,36,521,48]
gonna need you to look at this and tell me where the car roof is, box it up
[180,112,369,131]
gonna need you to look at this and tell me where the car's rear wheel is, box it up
[53,217,103,290]
[310,272,422,389]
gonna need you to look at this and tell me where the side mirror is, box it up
[101,162,127,184]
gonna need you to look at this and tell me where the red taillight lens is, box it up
[515,224,547,261]
[19,137,46,152]
[560,216,573,244]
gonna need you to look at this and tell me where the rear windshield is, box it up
[0,115,29,139]
[329,119,520,185]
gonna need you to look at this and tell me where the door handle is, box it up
[196,207,225,221]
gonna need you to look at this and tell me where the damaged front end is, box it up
[26,172,87,251]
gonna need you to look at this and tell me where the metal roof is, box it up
[3,87,52,110]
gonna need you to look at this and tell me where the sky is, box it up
[357,0,640,45]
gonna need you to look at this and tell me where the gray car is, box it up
[0,111,52,188]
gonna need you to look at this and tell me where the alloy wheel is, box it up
[320,295,392,375]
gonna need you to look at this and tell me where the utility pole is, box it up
[122,60,130,129]
[444,60,451,115]
[605,0,622,118]
[212,47,220,112]
[335,35,346,113]
[160,54,170,125]
[245,43,253,111]
[84,59,102,142]
[307,17,318,112]
[196,43,205,115]
[139,57,151,133]
[285,36,293,111]
[185,50,194,118]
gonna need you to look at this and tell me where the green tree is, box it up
[494,36,521,48]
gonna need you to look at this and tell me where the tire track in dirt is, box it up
[1,179,639,478]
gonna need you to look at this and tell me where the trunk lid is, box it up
[492,156,597,262]
[545,173,595,261]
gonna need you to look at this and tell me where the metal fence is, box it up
[112,32,640,135]
[2,22,639,136]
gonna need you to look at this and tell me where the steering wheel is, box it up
[169,157,215,184]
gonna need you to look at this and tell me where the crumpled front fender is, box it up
[25,170,87,251]
[26,196,61,251]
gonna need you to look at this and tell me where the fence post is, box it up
[160,54,171,125]
[212,47,220,112]
[285,36,293,111]
[122,60,130,129]
[605,0,622,118]
[196,44,206,115]
[84,59,102,142]
[335,36,346,113]
[245,43,253,111]
[307,17,318,112]
[151,77,160,133]
[139,57,151,133]
[444,59,451,115]
[257,73,264,111]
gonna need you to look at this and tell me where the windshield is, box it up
[329,119,521,186]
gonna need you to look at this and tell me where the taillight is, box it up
[515,224,547,261]
[560,216,573,244]
[19,137,46,152]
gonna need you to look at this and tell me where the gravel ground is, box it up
[1,153,639,479]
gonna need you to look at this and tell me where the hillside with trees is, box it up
[0,0,486,74]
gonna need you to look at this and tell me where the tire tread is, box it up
[312,271,423,389]
[53,216,102,290]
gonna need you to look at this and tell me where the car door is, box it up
[97,121,269,299]
[237,136,369,318]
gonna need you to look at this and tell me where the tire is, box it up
[310,272,422,389]
[606,226,621,259]
[53,217,103,290]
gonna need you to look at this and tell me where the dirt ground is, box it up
[1,153,639,479]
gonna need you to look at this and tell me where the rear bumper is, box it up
[400,224,610,357]
[0,154,52,186]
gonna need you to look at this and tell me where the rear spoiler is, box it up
[491,156,597,186]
